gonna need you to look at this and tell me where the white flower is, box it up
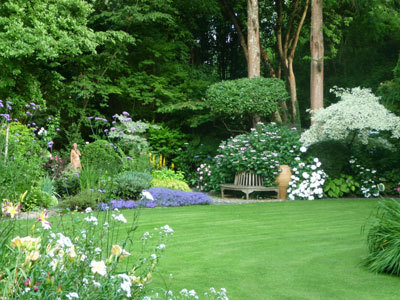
[92,280,101,288]
[157,244,166,250]
[56,233,73,248]
[66,292,79,299]
[84,216,98,226]
[141,190,154,201]
[90,260,107,276]
[302,172,310,179]
[189,290,197,296]
[300,146,307,153]
[42,221,52,230]
[161,225,174,234]
[180,289,188,296]
[95,247,102,254]
[85,207,92,213]
[151,254,157,260]
[112,213,127,223]
[120,280,132,297]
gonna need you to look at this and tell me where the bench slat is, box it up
[221,172,279,200]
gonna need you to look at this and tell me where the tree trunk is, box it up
[275,0,310,124]
[310,0,324,122]
[247,0,260,79]
[287,59,298,122]
[247,0,262,127]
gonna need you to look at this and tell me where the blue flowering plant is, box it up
[99,188,212,210]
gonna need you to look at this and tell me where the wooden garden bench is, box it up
[220,172,280,200]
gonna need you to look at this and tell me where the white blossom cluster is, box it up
[348,157,380,198]
[287,157,326,200]
[301,87,400,146]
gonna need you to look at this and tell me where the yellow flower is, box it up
[120,249,131,262]
[20,236,41,251]
[11,236,22,249]
[111,245,122,256]
[27,250,40,262]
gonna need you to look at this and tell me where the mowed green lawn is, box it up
[131,200,399,300]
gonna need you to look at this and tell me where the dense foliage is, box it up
[364,200,400,275]
[205,77,288,125]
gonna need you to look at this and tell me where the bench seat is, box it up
[220,172,280,200]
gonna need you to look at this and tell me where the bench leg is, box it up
[221,188,225,199]
[245,191,250,200]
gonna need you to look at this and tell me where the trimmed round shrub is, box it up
[364,200,400,275]
[206,77,288,120]
[113,171,152,199]
[82,140,123,174]
[150,178,191,192]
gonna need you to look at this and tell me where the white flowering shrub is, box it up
[348,157,380,198]
[301,87,400,146]
[287,157,326,200]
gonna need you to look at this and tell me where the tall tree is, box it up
[247,0,262,126]
[275,0,310,123]
[310,0,324,119]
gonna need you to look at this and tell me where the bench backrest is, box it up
[234,172,264,187]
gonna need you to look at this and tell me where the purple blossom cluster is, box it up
[98,187,212,211]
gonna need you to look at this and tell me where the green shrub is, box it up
[82,140,123,174]
[59,189,101,211]
[172,135,220,186]
[122,153,153,173]
[24,187,58,210]
[152,168,186,181]
[55,167,81,197]
[113,171,152,199]
[151,178,191,192]
[364,200,400,275]
[323,174,360,198]
[206,77,288,123]
[0,122,46,202]
[148,124,187,161]
[306,140,349,178]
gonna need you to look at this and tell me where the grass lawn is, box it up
[128,199,399,299]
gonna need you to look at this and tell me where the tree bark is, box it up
[310,0,324,122]
[247,0,260,79]
[247,0,262,127]
[275,0,310,123]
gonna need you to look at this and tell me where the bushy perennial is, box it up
[349,157,380,198]
[287,157,326,200]
[0,205,173,299]
[213,122,302,187]
[301,87,400,146]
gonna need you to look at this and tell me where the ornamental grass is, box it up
[364,199,400,275]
